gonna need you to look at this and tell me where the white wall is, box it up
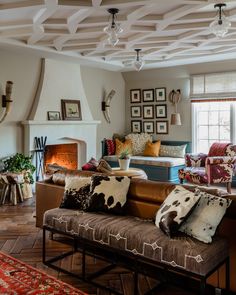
[0,49,41,158]
[0,49,126,160]
[122,59,236,142]
[81,66,126,158]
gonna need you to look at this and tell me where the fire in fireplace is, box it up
[44,143,78,170]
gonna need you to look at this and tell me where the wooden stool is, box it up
[0,173,24,205]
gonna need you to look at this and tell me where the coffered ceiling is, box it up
[1,0,236,71]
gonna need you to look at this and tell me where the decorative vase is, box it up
[118,158,130,170]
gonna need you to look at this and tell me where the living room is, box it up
[0,0,236,294]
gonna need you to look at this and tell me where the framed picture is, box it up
[47,111,61,121]
[155,87,166,102]
[131,120,142,133]
[143,89,154,102]
[156,104,167,118]
[130,89,141,103]
[156,121,168,134]
[143,105,154,119]
[143,121,154,134]
[61,99,82,120]
[131,106,142,118]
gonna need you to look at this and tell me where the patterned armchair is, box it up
[178,143,236,193]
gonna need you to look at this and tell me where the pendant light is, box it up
[104,8,123,46]
[133,49,144,71]
[209,3,231,38]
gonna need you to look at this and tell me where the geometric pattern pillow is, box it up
[179,190,232,243]
[155,186,201,237]
[159,144,187,158]
[81,157,99,171]
[60,176,91,210]
[125,133,152,155]
[105,139,116,155]
[87,175,130,214]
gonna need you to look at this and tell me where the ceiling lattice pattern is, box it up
[1,0,236,70]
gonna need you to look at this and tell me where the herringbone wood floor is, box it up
[0,197,212,295]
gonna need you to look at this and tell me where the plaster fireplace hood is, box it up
[22,58,100,168]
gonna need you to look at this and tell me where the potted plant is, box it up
[3,153,36,199]
[118,150,131,171]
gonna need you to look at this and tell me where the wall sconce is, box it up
[101,89,116,123]
[0,81,13,123]
[169,89,181,125]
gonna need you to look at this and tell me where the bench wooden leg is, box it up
[200,278,206,295]
[133,270,138,295]
[225,256,230,291]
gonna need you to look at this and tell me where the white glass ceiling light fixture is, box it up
[209,3,231,38]
[133,49,144,71]
[104,8,123,46]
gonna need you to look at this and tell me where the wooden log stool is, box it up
[0,172,24,205]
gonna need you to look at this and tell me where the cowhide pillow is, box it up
[179,190,232,243]
[60,176,91,210]
[155,186,200,237]
[87,175,130,214]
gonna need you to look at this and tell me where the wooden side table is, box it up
[110,167,147,179]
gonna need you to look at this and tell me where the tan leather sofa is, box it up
[36,170,236,292]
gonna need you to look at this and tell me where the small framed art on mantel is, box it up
[61,99,82,120]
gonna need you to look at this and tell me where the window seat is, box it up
[102,140,191,183]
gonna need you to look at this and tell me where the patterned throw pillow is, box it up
[159,144,187,158]
[82,157,99,171]
[115,138,132,156]
[179,190,232,243]
[126,133,152,155]
[155,186,200,237]
[143,140,161,157]
[87,175,130,214]
[105,139,116,155]
[60,176,91,210]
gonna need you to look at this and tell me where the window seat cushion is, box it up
[103,155,185,168]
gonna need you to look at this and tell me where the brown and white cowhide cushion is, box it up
[155,186,200,237]
[88,175,130,214]
[60,176,91,210]
[180,190,232,243]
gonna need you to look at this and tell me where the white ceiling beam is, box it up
[0,27,33,37]
[57,0,92,7]
[0,0,43,10]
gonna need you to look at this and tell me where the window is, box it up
[191,72,236,153]
[192,101,233,153]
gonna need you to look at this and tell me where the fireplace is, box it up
[44,143,78,170]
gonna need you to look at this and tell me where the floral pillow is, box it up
[179,190,232,243]
[159,144,187,158]
[125,133,152,155]
[155,186,200,237]
[60,176,91,210]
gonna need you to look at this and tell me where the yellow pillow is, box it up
[143,140,161,157]
[115,138,132,156]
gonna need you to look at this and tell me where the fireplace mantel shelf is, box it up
[21,120,100,126]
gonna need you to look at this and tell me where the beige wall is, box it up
[122,59,236,142]
[0,49,41,158]
[0,49,126,160]
[81,66,125,158]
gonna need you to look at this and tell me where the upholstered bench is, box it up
[43,208,229,294]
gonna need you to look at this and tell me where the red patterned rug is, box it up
[0,251,86,294]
